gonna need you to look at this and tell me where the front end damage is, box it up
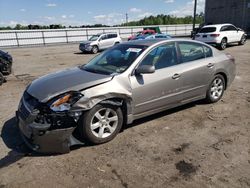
[17,91,83,154]
[17,76,133,154]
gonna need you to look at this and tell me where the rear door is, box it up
[225,25,239,42]
[176,41,215,103]
[106,34,117,47]
[98,34,109,49]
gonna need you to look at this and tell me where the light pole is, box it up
[192,0,198,38]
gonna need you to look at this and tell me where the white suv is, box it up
[195,24,247,50]
[79,32,122,54]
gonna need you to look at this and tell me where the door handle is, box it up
[207,63,214,68]
[172,73,181,80]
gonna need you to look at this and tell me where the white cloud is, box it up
[93,13,123,25]
[69,14,75,18]
[130,8,142,13]
[20,9,26,12]
[46,3,57,7]
[43,16,55,20]
[61,15,67,19]
[138,12,153,18]
[168,0,205,17]
[165,0,174,3]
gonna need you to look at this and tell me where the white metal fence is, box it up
[0,24,195,47]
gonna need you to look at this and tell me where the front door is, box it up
[130,42,182,115]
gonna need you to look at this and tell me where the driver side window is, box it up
[140,43,178,70]
[100,35,107,40]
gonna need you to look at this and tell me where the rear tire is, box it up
[239,35,246,45]
[219,38,227,50]
[206,75,225,103]
[0,72,4,86]
[91,46,99,54]
[79,104,123,144]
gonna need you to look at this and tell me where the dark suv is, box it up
[0,50,13,85]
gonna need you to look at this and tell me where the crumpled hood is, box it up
[80,41,91,45]
[27,67,113,102]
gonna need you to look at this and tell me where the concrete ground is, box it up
[0,41,250,188]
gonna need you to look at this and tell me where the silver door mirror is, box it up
[135,65,155,75]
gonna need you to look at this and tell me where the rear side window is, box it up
[227,25,237,31]
[178,42,205,63]
[199,27,216,33]
[108,34,117,39]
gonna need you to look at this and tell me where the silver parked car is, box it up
[17,39,236,153]
[79,32,122,54]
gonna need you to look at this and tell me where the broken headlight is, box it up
[50,92,83,112]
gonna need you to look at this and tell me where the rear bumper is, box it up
[17,111,76,154]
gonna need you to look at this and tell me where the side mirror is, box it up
[135,65,155,75]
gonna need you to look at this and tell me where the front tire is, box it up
[79,104,123,144]
[219,38,227,50]
[206,75,225,103]
[239,35,246,45]
[91,45,99,54]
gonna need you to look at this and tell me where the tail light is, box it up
[210,34,220,37]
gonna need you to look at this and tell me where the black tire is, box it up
[91,45,99,54]
[219,38,227,50]
[79,104,123,144]
[206,74,225,103]
[239,35,246,45]
[0,72,4,86]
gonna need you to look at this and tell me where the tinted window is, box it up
[203,45,213,58]
[220,26,227,32]
[199,27,216,33]
[101,35,108,40]
[140,43,177,70]
[178,42,205,63]
[227,25,237,31]
[108,34,117,39]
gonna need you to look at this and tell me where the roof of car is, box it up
[96,32,118,35]
[122,39,168,46]
[202,23,234,28]
[122,38,213,47]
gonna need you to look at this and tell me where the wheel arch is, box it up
[98,97,132,126]
[215,72,228,90]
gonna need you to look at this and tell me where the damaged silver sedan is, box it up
[17,39,236,153]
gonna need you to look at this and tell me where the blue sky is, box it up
[0,0,205,26]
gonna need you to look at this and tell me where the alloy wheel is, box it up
[90,108,118,139]
[210,77,224,100]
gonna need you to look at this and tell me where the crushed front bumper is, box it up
[17,111,76,154]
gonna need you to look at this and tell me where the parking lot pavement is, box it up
[0,41,250,187]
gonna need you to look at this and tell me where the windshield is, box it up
[136,31,143,36]
[199,27,216,33]
[81,44,148,75]
[89,35,100,41]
